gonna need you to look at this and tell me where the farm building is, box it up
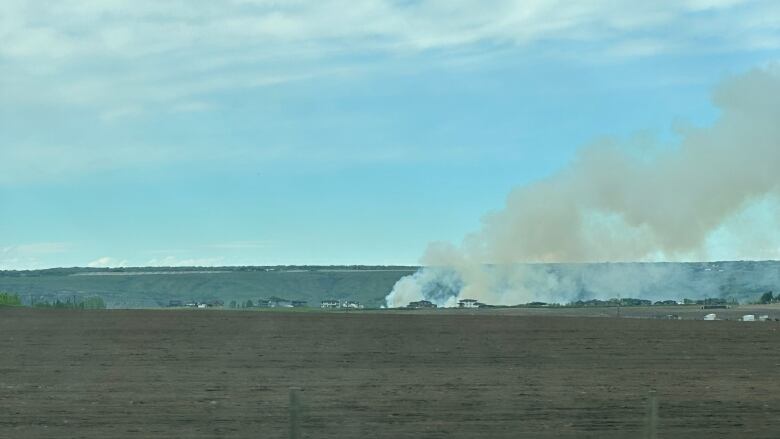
[407,300,437,309]
[459,299,479,308]
[321,300,340,309]
[343,301,363,309]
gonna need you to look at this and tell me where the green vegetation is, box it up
[0,266,417,308]
[2,262,779,309]
[758,291,776,304]
[0,292,22,306]
[32,296,106,309]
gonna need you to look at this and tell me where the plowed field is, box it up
[2,308,779,438]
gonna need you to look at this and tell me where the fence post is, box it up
[645,390,658,439]
[289,387,302,439]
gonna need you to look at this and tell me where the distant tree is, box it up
[229,300,237,309]
[244,299,254,308]
[760,291,774,304]
[82,296,107,309]
[0,292,21,306]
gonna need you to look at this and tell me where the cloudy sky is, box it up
[2,0,780,269]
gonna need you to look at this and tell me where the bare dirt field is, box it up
[2,308,780,438]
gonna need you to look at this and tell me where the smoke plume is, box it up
[386,67,780,307]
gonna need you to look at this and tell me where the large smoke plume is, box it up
[386,67,780,307]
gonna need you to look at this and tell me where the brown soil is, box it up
[2,308,780,438]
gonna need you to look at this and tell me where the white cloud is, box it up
[87,256,129,268]
[0,242,72,270]
[2,1,779,184]
[2,1,778,112]
[145,256,225,267]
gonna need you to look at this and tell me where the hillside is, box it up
[1,261,779,308]
[0,266,417,308]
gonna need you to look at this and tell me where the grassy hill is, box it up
[2,261,779,308]
[0,266,417,308]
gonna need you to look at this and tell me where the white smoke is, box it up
[387,66,780,307]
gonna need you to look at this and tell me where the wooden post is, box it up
[289,387,301,439]
[645,390,658,439]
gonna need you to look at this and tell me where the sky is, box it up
[2,0,780,269]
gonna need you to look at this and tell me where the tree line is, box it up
[0,292,22,306]
[0,292,106,309]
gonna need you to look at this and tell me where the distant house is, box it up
[407,300,436,309]
[620,298,652,306]
[458,299,479,308]
[321,299,340,309]
[343,300,362,309]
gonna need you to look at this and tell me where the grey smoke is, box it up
[386,67,780,307]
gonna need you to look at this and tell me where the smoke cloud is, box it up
[386,67,780,307]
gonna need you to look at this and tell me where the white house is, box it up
[320,300,340,309]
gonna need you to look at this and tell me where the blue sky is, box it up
[1,0,779,269]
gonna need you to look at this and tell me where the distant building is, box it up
[407,300,436,309]
[271,298,293,308]
[321,300,340,309]
[257,297,295,308]
[343,300,362,309]
[459,299,479,308]
[654,300,678,306]
[703,313,717,321]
